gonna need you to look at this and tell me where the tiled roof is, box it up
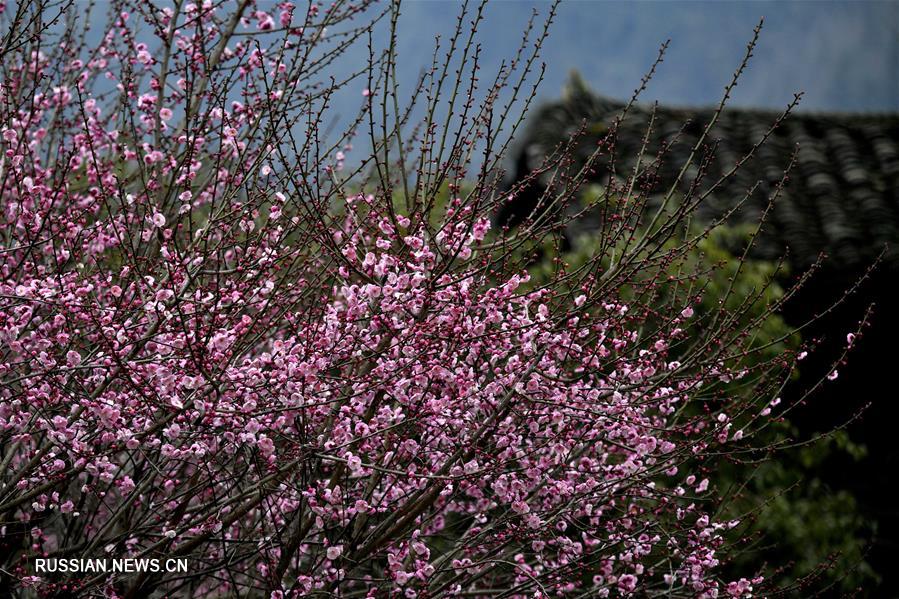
[504,76,899,270]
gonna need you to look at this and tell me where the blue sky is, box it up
[392,1,898,113]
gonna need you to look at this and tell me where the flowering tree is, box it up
[0,1,831,597]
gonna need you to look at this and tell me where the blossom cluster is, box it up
[0,1,772,596]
